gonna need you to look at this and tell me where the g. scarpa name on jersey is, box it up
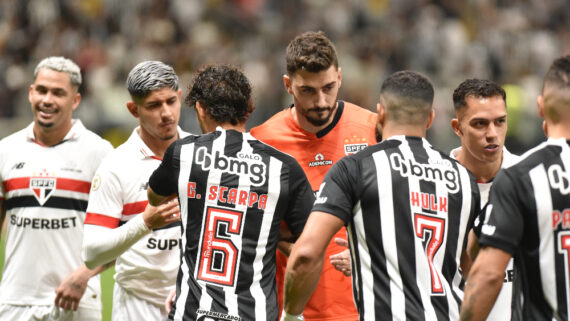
[195,146,266,187]
[187,182,268,210]
[390,153,459,193]
[10,214,77,229]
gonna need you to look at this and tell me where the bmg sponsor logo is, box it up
[390,153,459,193]
[195,147,266,186]
[548,164,570,195]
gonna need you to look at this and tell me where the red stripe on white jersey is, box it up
[3,177,91,194]
[122,201,148,215]
[85,212,121,228]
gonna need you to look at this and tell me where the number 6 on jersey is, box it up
[197,207,244,287]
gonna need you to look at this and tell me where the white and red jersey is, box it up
[84,127,190,307]
[0,120,112,308]
[450,146,521,321]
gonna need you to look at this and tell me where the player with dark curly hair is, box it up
[146,64,315,321]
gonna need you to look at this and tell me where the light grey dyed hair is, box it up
[33,56,82,88]
[126,61,179,102]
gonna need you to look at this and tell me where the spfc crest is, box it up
[344,143,368,155]
[30,177,56,205]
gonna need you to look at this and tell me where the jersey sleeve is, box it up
[283,161,315,235]
[311,157,359,224]
[478,169,524,255]
[149,141,179,196]
[85,157,124,228]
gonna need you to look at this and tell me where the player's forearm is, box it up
[283,245,325,315]
[460,251,506,321]
[82,215,150,269]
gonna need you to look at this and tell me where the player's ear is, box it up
[337,67,342,89]
[126,101,139,118]
[426,109,435,129]
[376,103,385,125]
[450,118,462,137]
[283,74,293,95]
[537,95,545,118]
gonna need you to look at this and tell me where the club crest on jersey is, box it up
[30,177,56,205]
[195,146,266,186]
[344,143,368,155]
[309,153,333,167]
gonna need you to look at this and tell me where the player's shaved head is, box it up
[286,31,338,75]
[127,61,179,104]
[542,55,570,123]
[379,70,434,126]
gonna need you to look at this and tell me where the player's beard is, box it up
[302,100,338,127]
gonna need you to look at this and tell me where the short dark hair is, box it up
[543,55,570,91]
[186,65,253,126]
[379,70,434,125]
[285,31,338,75]
[452,79,506,112]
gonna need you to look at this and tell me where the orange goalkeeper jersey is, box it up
[250,101,377,321]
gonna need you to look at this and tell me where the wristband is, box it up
[280,311,304,321]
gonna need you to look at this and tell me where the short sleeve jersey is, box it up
[0,120,112,308]
[250,101,377,320]
[479,138,570,320]
[84,127,190,306]
[313,136,479,321]
[148,128,314,321]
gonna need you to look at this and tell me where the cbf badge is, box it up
[30,176,56,205]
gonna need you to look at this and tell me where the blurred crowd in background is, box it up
[0,0,569,154]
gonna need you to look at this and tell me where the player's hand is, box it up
[142,199,180,230]
[54,265,91,311]
[329,237,352,277]
[165,288,176,314]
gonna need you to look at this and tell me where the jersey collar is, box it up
[26,119,85,145]
[131,126,189,160]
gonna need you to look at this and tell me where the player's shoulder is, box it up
[0,126,27,147]
[505,139,562,175]
[79,128,113,152]
[250,108,291,137]
[341,101,377,126]
[246,133,302,168]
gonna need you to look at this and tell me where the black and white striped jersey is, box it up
[312,135,480,321]
[148,127,314,321]
[480,138,570,320]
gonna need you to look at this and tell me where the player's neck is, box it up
[137,128,178,159]
[381,123,427,140]
[546,122,570,140]
[33,121,72,146]
[457,150,502,183]
[218,122,247,133]
[291,103,338,134]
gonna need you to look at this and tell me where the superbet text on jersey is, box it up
[313,136,480,321]
[0,120,112,309]
[148,128,314,321]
